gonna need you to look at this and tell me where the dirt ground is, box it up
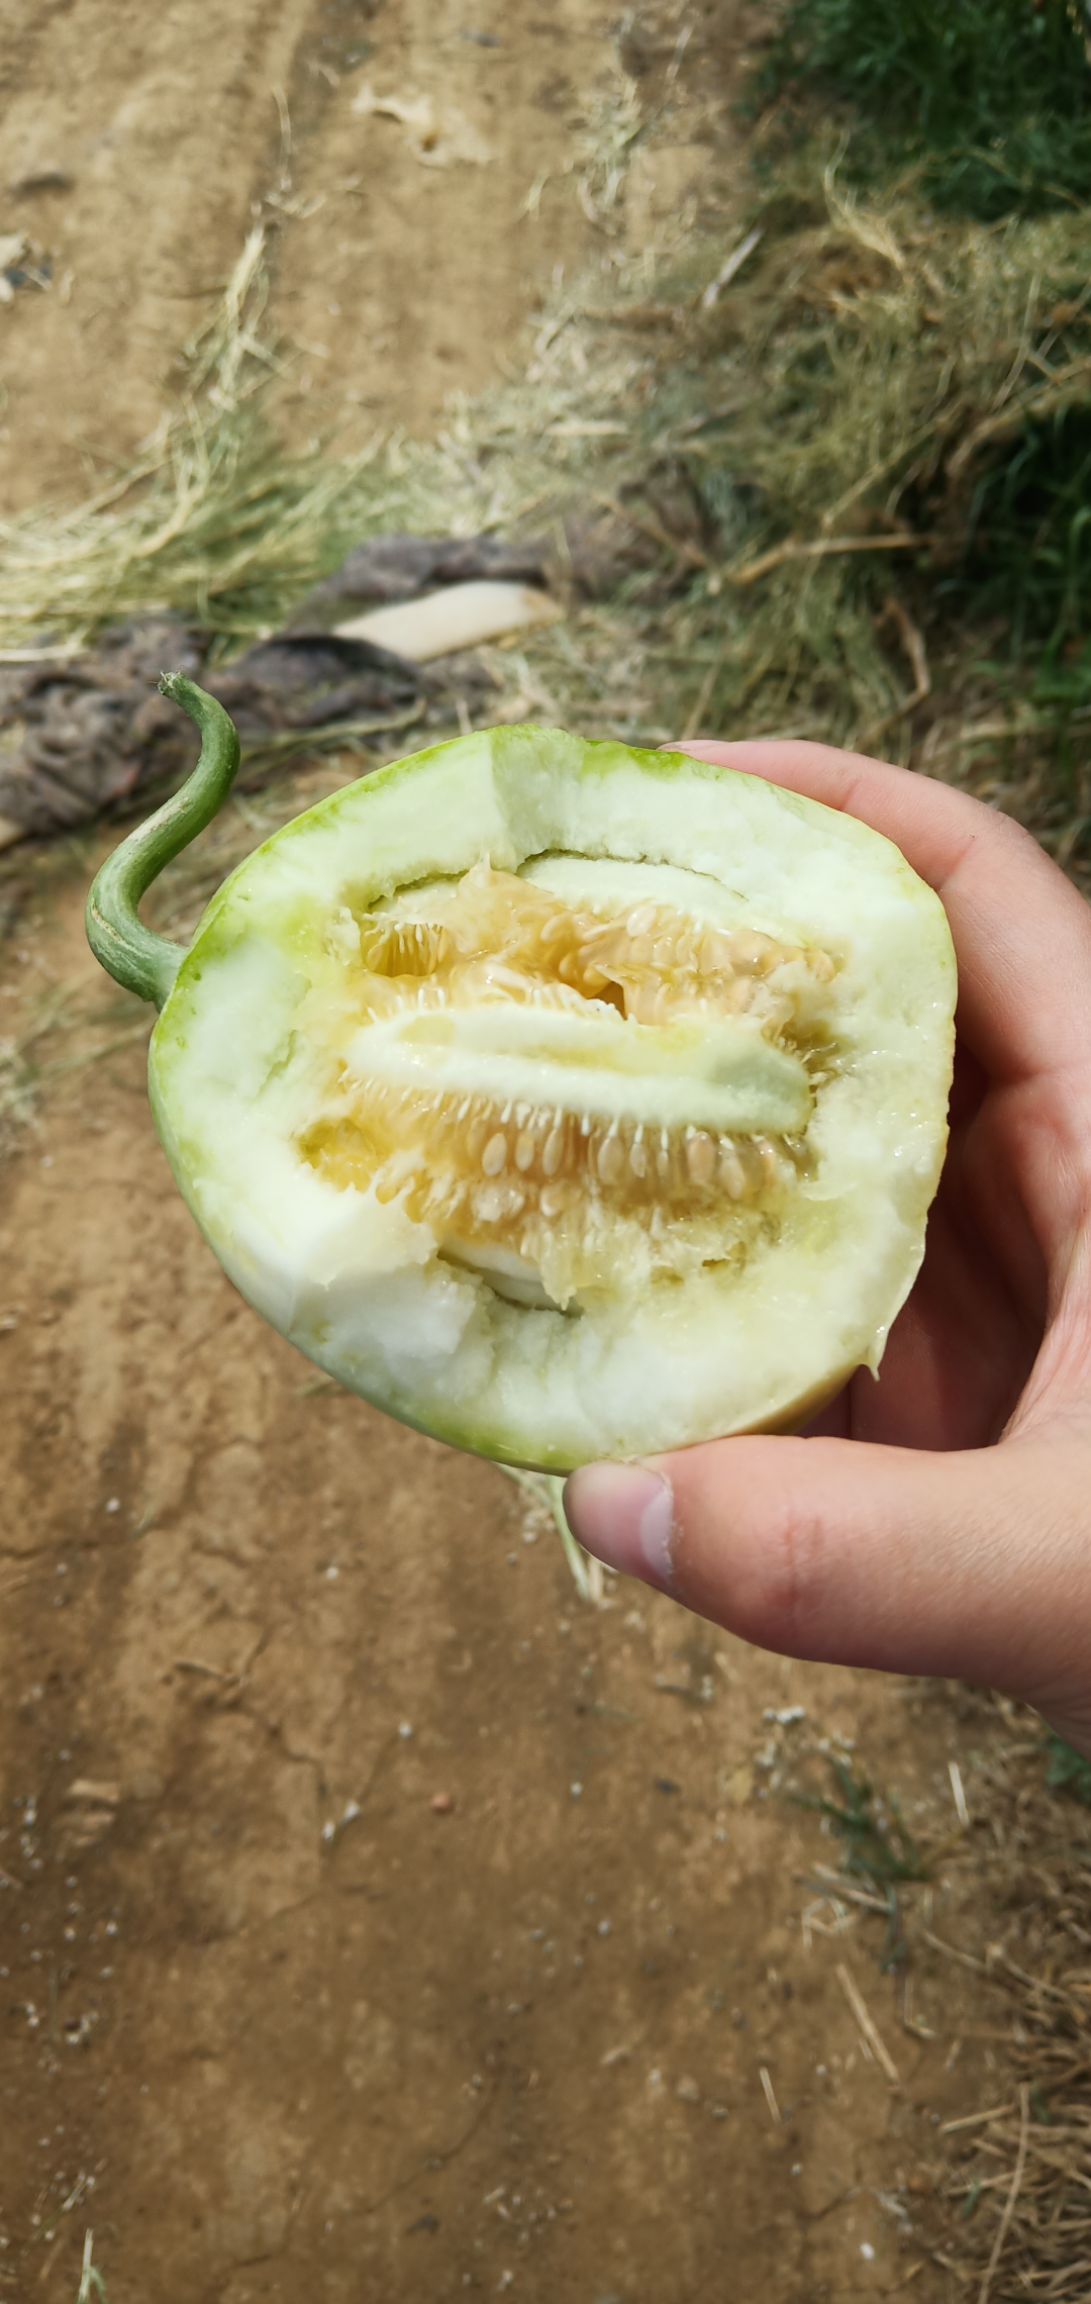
[0,4,1028,2299]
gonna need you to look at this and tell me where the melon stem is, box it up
[85,672,240,1008]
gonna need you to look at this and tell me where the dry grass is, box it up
[930,1765,1091,2297]
[618,157,1091,831]
[4,141,1087,874]
[76,2230,108,2302]
[0,222,647,663]
[0,233,398,653]
[804,1721,1091,2297]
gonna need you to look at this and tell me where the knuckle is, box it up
[761,1479,826,1654]
[672,1442,836,1661]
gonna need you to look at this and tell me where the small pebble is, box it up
[431,1791,455,1815]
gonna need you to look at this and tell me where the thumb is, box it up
[564,1434,1079,1697]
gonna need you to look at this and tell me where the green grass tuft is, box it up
[759,0,1091,221]
[1045,1732,1091,1805]
[800,1754,929,1971]
[811,1755,928,1891]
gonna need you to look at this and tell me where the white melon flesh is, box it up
[149,725,957,1471]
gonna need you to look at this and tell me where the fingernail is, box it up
[563,1462,675,1591]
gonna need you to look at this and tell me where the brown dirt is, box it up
[0,3,1026,2298]
[1,0,620,508]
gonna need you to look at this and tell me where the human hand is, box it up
[564,740,1091,1755]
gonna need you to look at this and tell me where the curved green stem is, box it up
[85,673,241,1008]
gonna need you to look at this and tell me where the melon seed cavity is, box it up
[298,862,839,1308]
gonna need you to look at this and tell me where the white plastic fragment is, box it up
[336,579,561,663]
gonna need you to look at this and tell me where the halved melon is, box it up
[144,721,956,1470]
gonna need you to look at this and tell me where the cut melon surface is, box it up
[149,725,957,1471]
